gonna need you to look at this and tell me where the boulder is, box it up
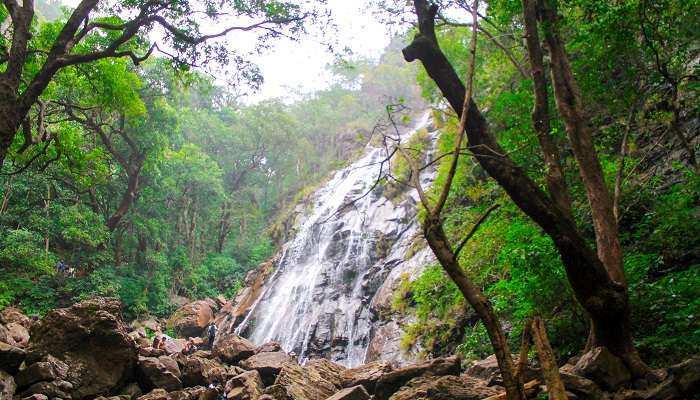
[340,361,392,394]
[137,386,208,400]
[0,341,26,374]
[326,386,370,400]
[213,334,257,364]
[373,356,461,400]
[0,307,31,328]
[6,322,30,346]
[21,394,49,400]
[15,354,69,388]
[573,347,631,391]
[119,382,143,399]
[240,352,292,386]
[225,370,264,400]
[0,368,16,399]
[637,357,700,400]
[137,356,183,392]
[167,301,213,338]
[0,323,16,346]
[26,297,138,399]
[272,363,337,400]
[163,338,186,355]
[255,342,282,354]
[20,380,73,399]
[388,375,499,400]
[159,355,182,378]
[180,356,228,387]
[558,372,603,400]
[305,359,346,388]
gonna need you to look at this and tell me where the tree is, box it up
[0,0,309,168]
[401,0,647,376]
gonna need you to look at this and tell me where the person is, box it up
[206,322,217,349]
[158,335,169,350]
[56,261,65,274]
[182,337,197,356]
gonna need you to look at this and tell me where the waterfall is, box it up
[236,111,437,367]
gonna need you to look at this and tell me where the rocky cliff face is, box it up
[225,111,438,367]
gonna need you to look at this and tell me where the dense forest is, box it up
[0,0,699,399]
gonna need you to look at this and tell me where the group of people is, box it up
[56,261,77,277]
[180,322,217,356]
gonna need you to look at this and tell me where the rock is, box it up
[466,354,540,386]
[137,386,208,400]
[388,375,499,400]
[26,297,138,399]
[305,359,346,388]
[180,356,227,387]
[325,385,370,400]
[213,334,256,364]
[0,368,16,399]
[138,388,168,400]
[6,322,30,346]
[340,361,392,394]
[225,370,264,400]
[0,323,16,346]
[167,301,213,338]
[261,384,291,400]
[272,363,337,400]
[559,372,603,400]
[573,346,631,391]
[21,394,49,400]
[21,380,73,399]
[0,307,31,328]
[163,338,186,355]
[637,357,700,400]
[15,354,69,388]
[119,382,143,399]
[240,352,292,386]
[137,356,183,392]
[0,341,26,374]
[159,355,182,378]
[256,342,282,354]
[373,356,461,400]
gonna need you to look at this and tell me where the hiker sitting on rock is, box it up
[152,335,161,349]
[182,337,197,356]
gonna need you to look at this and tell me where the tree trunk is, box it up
[531,317,568,400]
[521,0,573,220]
[539,0,625,286]
[106,162,144,231]
[423,215,526,400]
[403,0,647,377]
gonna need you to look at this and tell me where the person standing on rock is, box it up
[206,322,217,349]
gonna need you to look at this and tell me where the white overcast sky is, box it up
[62,0,395,103]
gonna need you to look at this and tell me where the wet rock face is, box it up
[167,301,214,338]
[26,297,138,399]
[235,114,439,367]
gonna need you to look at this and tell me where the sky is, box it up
[61,0,395,103]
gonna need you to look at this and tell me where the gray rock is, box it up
[15,355,69,389]
[326,385,370,400]
[0,368,16,399]
[0,341,26,374]
[137,356,182,392]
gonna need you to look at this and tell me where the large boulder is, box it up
[340,361,392,394]
[167,301,213,338]
[26,297,138,399]
[180,355,228,387]
[255,342,282,354]
[0,341,26,374]
[0,307,31,328]
[20,380,74,399]
[137,356,182,392]
[213,334,256,364]
[0,368,15,399]
[0,324,16,346]
[225,370,264,400]
[271,363,337,400]
[326,386,370,400]
[240,352,292,386]
[305,359,346,388]
[373,356,461,400]
[137,386,208,400]
[558,372,603,400]
[637,357,700,400]
[573,347,631,391]
[6,322,30,347]
[388,375,499,400]
[15,354,69,389]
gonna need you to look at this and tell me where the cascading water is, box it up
[235,111,437,367]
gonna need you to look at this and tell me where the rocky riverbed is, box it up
[0,297,698,400]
